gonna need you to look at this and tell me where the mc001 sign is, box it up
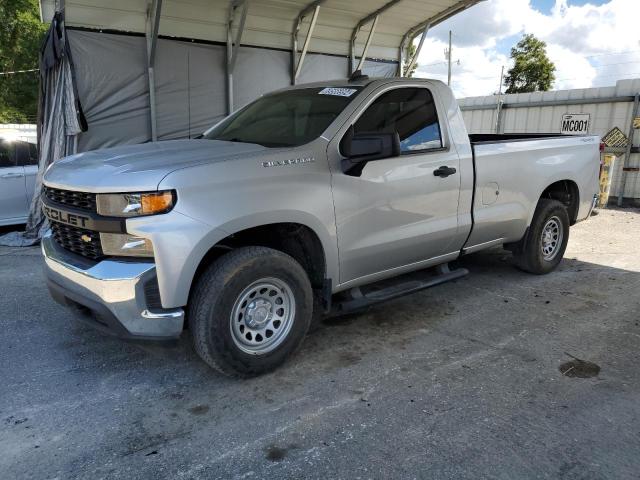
[561,113,590,135]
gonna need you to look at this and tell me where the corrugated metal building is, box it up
[459,79,640,203]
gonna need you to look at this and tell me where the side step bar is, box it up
[330,263,468,316]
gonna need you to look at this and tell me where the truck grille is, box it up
[50,221,104,260]
[44,187,96,212]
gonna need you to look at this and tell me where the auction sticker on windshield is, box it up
[319,87,358,97]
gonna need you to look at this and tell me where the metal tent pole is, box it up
[354,15,379,74]
[617,92,640,206]
[447,30,452,86]
[291,2,323,85]
[226,0,249,115]
[404,26,428,78]
[399,0,484,76]
[349,0,404,76]
[145,0,162,142]
[495,65,504,133]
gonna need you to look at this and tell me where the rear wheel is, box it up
[513,199,570,274]
[189,246,313,377]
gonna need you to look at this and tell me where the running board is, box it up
[330,263,468,316]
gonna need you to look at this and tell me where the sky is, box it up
[413,0,640,98]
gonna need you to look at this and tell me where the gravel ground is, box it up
[1,208,639,480]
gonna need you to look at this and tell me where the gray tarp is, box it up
[68,29,397,151]
[0,12,85,247]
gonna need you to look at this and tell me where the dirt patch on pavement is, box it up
[560,357,600,378]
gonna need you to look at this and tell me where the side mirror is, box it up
[340,127,400,176]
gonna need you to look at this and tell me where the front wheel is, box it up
[513,199,570,274]
[189,246,313,377]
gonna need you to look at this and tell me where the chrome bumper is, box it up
[42,231,184,339]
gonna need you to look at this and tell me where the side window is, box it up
[354,87,442,153]
[29,143,39,165]
[15,141,39,166]
[0,139,16,168]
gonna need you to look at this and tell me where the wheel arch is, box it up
[527,179,580,227]
[538,179,580,225]
[508,179,580,255]
[186,214,335,310]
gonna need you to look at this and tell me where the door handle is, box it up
[433,166,457,178]
[0,172,24,179]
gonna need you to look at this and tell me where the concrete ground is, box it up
[1,208,639,480]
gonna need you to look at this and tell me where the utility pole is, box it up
[447,30,452,86]
[495,65,504,133]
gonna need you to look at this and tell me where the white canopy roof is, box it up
[39,0,485,144]
[41,0,484,61]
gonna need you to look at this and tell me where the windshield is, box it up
[204,86,362,148]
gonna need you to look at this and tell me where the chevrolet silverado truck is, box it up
[41,77,599,376]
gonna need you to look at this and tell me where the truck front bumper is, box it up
[42,231,184,340]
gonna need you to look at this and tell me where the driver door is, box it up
[330,86,461,285]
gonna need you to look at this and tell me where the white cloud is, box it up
[546,44,597,90]
[414,39,509,97]
[425,0,533,48]
[414,0,640,98]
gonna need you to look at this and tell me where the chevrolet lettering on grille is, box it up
[43,204,91,228]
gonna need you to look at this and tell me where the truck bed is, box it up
[462,134,600,253]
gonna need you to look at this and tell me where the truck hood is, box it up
[43,139,267,192]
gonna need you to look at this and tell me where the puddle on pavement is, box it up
[264,444,297,462]
[559,358,600,378]
[187,404,210,415]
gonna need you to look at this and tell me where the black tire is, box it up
[513,199,570,275]
[189,246,313,377]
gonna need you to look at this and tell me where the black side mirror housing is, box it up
[340,127,401,176]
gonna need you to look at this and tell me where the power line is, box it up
[422,59,640,79]
[555,71,640,82]
[590,60,640,68]
[421,61,448,68]
[419,60,461,68]
[0,68,38,76]
[582,49,640,59]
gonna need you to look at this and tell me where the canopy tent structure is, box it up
[0,0,485,245]
[39,0,484,150]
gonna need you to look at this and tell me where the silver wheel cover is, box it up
[230,277,296,355]
[541,216,564,261]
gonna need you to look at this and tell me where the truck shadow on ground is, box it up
[47,248,640,464]
[86,246,639,383]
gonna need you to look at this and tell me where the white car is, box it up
[0,138,38,226]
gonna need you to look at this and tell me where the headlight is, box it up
[100,233,154,257]
[96,191,175,217]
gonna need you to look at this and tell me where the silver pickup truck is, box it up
[41,77,599,376]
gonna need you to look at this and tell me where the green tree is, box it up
[504,34,556,94]
[0,0,47,123]
[403,42,418,77]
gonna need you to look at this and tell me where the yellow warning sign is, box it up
[602,127,628,147]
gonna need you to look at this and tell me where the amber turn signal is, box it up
[141,191,174,215]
